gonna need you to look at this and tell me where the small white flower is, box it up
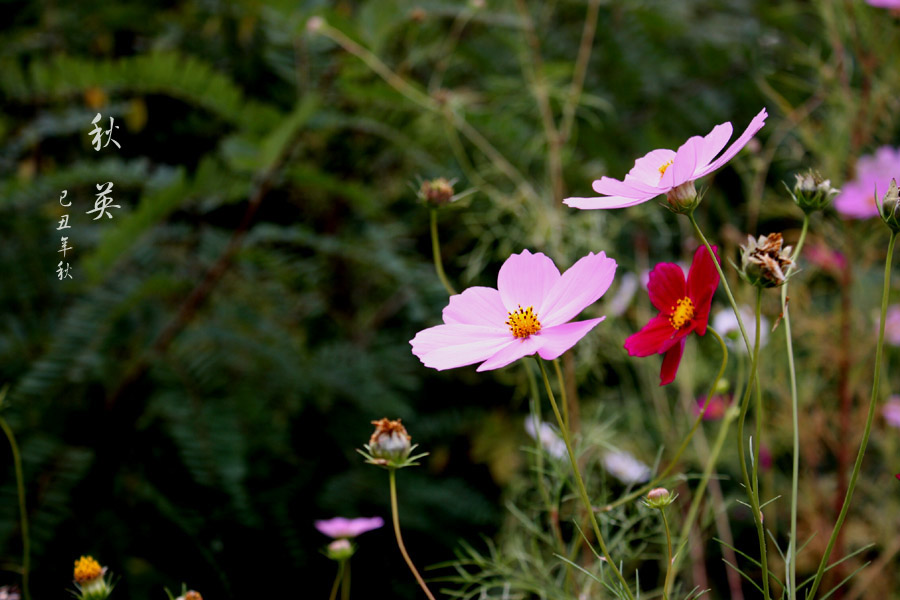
[524,418,567,460]
[712,306,768,352]
[602,450,651,484]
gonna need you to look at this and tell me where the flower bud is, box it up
[306,16,324,33]
[368,418,412,462]
[790,170,839,214]
[665,181,701,215]
[643,487,677,509]
[880,179,900,233]
[326,539,355,562]
[176,592,203,600]
[73,556,112,600]
[738,233,794,288]
[419,178,455,207]
[0,586,21,600]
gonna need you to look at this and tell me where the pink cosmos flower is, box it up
[866,0,900,7]
[410,250,617,371]
[884,305,900,346]
[835,147,900,219]
[564,109,768,210]
[315,516,384,539]
[695,395,730,421]
[624,246,720,385]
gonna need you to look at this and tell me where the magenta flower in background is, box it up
[884,305,900,346]
[695,395,730,421]
[835,147,900,219]
[883,396,900,428]
[866,0,900,8]
[410,250,617,371]
[564,109,767,210]
[315,516,384,539]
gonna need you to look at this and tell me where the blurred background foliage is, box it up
[1,0,899,598]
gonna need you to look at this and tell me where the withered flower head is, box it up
[739,233,794,288]
[419,178,455,206]
[791,169,839,214]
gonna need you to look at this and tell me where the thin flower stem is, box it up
[342,559,351,600]
[670,388,740,596]
[328,560,345,600]
[552,358,570,432]
[389,469,438,600]
[0,414,30,600]
[604,328,729,512]
[561,0,601,142]
[429,209,456,296]
[536,358,636,600]
[805,230,898,600]
[660,508,674,600]
[688,214,753,355]
[735,288,769,600]
[782,215,810,600]
[750,290,769,598]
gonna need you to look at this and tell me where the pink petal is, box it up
[563,194,655,210]
[659,338,687,385]
[539,252,617,326]
[535,318,605,360]
[626,148,677,186]
[497,250,560,313]
[624,315,681,357]
[476,336,543,371]
[410,324,513,370]
[693,108,767,178]
[667,135,700,187]
[315,516,385,538]
[647,263,686,314]
[442,286,508,328]
[592,174,661,197]
[692,122,733,173]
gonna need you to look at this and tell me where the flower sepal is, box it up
[663,181,703,215]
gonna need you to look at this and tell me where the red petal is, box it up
[660,338,687,385]
[624,315,681,357]
[648,263,686,314]
[687,245,720,335]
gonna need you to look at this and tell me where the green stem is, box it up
[342,559,350,600]
[660,509,674,600]
[734,288,769,600]
[328,560,345,600]
[552,358,570,432]
[750,290,769,599]
[0,414,29,600]
[430,209,456,296]
[688,213,753,355]
[782,216,810,600]
[536,358,635,600]
[805,230,898,599]
[389,469,438,600]
[604,328,729,512]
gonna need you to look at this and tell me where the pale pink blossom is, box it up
[525,418,567,459]
[564,109,767,210]
[866,0,900,7]
[834,147,900,219]
[410,250,616,371]
[882,396,900,428]
[602,450,651,484]
[314,516,384,539]
[885,305,900,346]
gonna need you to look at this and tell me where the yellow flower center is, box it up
[506,305,542,339]
[73,555,103,583]
[658,159,674,178]
[669,297,695,329]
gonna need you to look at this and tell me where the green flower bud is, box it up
[325,539,355,562]
[664,181,701,215]
[880,179,900,234]
[790,170,839,214]
[643,487,677,509]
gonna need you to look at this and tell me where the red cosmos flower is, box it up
[624,246,720,385]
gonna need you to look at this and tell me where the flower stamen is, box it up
[658,160,674,178]
[669,297,695,329]
[506,305,542,339]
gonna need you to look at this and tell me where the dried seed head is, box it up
[368,418,412,463]
[739,233,794,288]
[419,178,455,206]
